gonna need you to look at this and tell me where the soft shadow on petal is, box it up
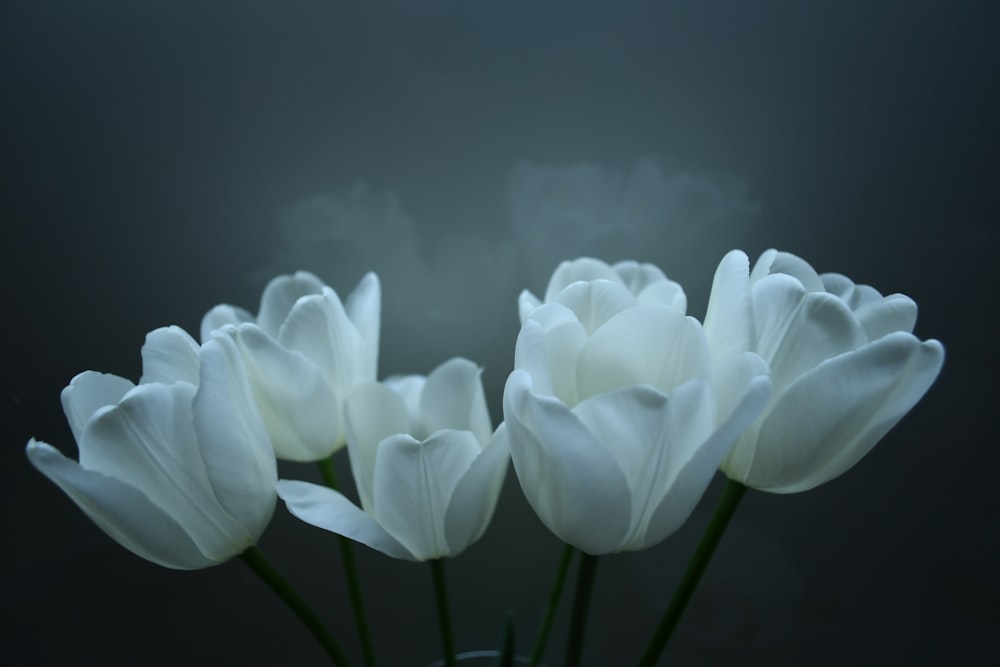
[200,304,254,343]
[257,271,327,338]
[503,371,631,554]
[753,276,867,388]
[193,335,277,540]
[517,305,588,406]
[421,358,493,447]
[78,382,246,561]
[60,371,134,443]
[704,249,754,362]
[27,440,217,569]
[277,480,414,560]
[853,293,918,340]
[372,431,480,560]
[230,324,342,461]
[577,306,708,399]
[343,272,381,379]
[140,326,201,386]
[553,279,637,335]
[444,424,510,556]
[345,382,411,512]
[748,333,945,493]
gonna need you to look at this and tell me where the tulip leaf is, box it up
[494,610,515,667]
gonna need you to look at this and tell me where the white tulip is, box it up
[27,326,277,569]
[704,249,945,493]
[202,270,380,461]
[277,357,509,561]
[503,269,771,554]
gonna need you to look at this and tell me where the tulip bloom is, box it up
[26,326,277,569]
[201,270,380,461]
[277,357,509,561]
[504,264,771,554]
[703,249,945,493]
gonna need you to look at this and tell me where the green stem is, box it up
[317,456,378,667]
[529,543,575,667]
[240,546,353,667]
[430,558,457,667]
[564,551,600,667]
[636,479,748,667]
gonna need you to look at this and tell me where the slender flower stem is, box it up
[564,551,600,667]
[240,546,353,667]
[529,543,575,667]
[317,456,378,667]
[636,479,749,667]
[430,558,457,667]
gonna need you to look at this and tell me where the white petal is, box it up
[343,272,381,380]
[543,258,622,302]
[345,382,411,512]
[383,374,427,434]
[516,304,588,406]
[77,382,248,561]
[444,425,510,555]
[60,371,134,443]
[821,273,884,310]
[759,250,825,292]
[276,480,414,560]
[372,431,480,560]
[231,324,343,461]
[279,288,367,393]
[752,275,867,389]
[613,261,688,312]
[552,279,637,335]
[140,326,201,385]
[703,249,754,362]
[517,290,543,324]
[193,335,277,541]
[421,358,493,447]
[27,439,218,569]
[742,333,944,492]
[503,370,631,554]
[200,304,254,343]
[257,271,327,338]
[577,306,708,399]
[853,293,917,340]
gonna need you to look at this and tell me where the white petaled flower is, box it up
[704,249,946,493]
[277,357,509,561]
[201,270,380,462]
[518,257,687,323]
[503,266,772,555]
[26,326,277,569]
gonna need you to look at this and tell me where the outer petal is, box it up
[193,335,277,541]
[754,249,825,292]
[577,306,708,399]
[752,275,867,389]
[383,374,427,435]
[77,382,248,561]
[703,249,754,362]
[345,382,411,512]
[228,324,342,461]
[26,440,218,569]
[276,480,414,560]
[343,272,381,380]
[60,371,134,443]
[200,304,254,343]
[738,332,945,492]
[257,271,327,338]
[372,431,480,560]
[503,370,631,554]
[279,288,367,393]
[552,279,637,335]
[853,293,918,340]
[444,424,510,555]
[139,326,201,386]
[516,304,588,406]
[420,358,493,447]
[517,290,543,324]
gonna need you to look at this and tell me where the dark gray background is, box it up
[3,1,996,665]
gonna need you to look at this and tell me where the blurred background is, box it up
[3,1,996,665]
